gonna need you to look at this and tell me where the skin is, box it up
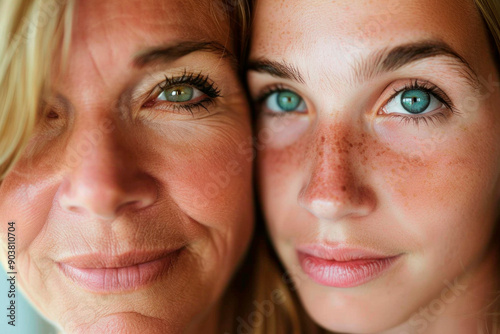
[0,0,254,333]
[248,0,500,333]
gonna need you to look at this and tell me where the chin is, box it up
[68,313,169,334]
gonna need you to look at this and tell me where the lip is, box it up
[57,248,184,293]
[296,244,402,288]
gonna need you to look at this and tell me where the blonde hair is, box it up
[247,0,500,333]
[476,0,500,55]
[0,0,73,181]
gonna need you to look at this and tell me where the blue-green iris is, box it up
[277,91,302,111]
[401,90,430,114]
[163,86,194,102]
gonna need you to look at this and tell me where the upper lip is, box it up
[296,243,399,262]
[57,248,184,269]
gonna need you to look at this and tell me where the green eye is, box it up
[160,86,195,102]
[401,89,431,114]
[277,91,302,111]
[264,90,307,113]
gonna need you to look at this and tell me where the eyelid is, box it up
[255,83,287,103]
[146,71,220,102]
[381,79,455,113]
[136,71,222,118]
[255,83,308,105]
[374,79,463,127]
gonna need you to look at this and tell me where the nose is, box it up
[58,118,157,220]
[298,124,376,222]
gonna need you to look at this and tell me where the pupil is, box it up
[277,91,300,111]
[401,89,430,114]
[166,86,193,102]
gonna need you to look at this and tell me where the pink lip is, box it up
[296,244,402,288]
[57,249,183,293]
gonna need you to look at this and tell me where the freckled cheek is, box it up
[370,120,468,201]
[371,133,496,248]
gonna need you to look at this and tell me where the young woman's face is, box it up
[249,0,500,332]
[0,0,253,333]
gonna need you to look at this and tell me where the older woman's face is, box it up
[249,0,500,332]
[0,0,253,333]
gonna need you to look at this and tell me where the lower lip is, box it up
[58,250,182,293]
[297,251,401,288]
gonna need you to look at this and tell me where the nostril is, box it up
[57,148,159,220]
[66,205,86,215]
[116,200,142,215]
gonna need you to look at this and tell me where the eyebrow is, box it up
[247,59,305,83]
[132,41,237,68]
[248,40,480,90]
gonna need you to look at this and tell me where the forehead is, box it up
[250,0,487,71]
[74,0,228,46]
[53,0,231,93]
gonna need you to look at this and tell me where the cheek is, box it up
[0,153,62,251]
[257,137,308,240]
[256,115,310,199]
[257,115,310,149]
[373,121,500,260]
[147,121,254,231]
[0,159,62,319]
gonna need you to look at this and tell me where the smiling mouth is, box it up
[57,248,184,294]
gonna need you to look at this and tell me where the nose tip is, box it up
[59,173,158,220]
[57,119,158,220]
[298,185,375,221]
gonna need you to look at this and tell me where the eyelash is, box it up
[256,80,460,124]
[256,83,286,104]
[382,79,460,126]
[145,71,221,115]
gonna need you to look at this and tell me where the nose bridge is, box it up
[59,115,157,220]
[303,122,355,199]
[298,121,373,221]
[65,114,121,175]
